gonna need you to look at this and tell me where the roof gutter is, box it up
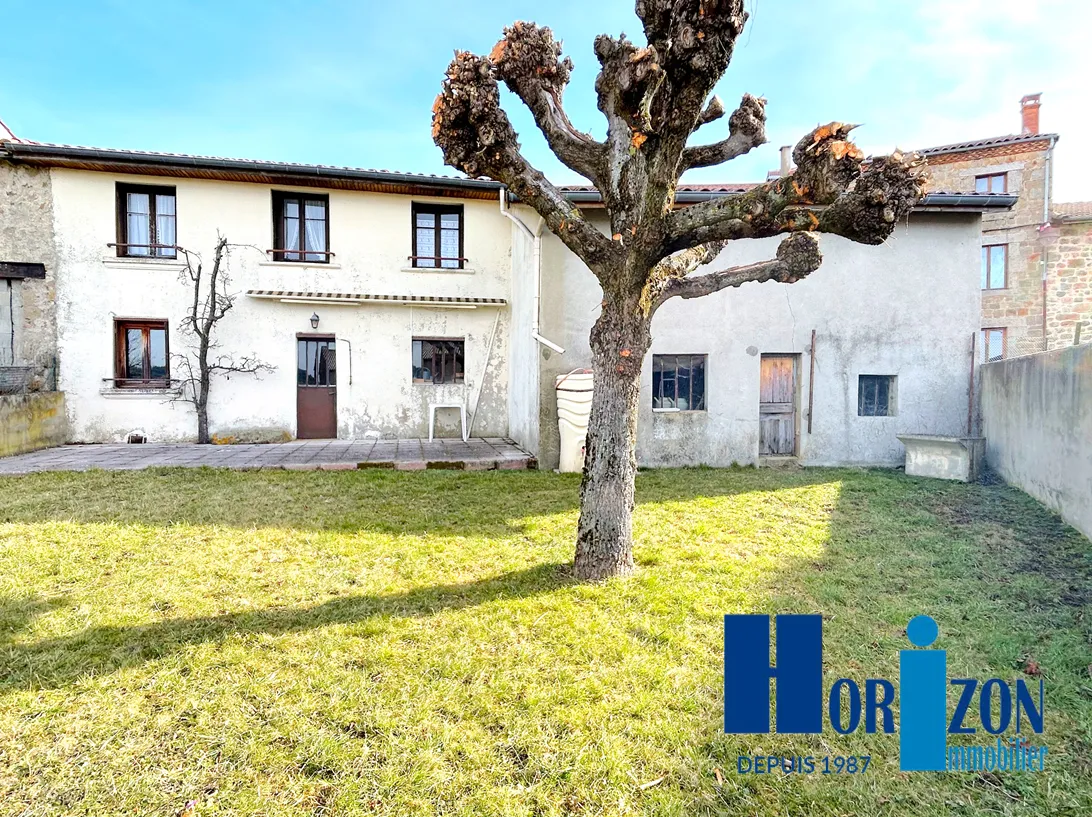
[1,141,503,194]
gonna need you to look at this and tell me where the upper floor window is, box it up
[412,203,463,269]
[272,192,330,263]
[116,184,176,258]
[652,354,706,411]
[114,319,169,387]
[975,173,1007,194]
[412,338,464,384]
[981,244,1008,290]
[982,328,1006,363]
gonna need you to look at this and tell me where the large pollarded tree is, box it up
[432,1,926,580]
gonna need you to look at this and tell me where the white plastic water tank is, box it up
[556,369,593,473]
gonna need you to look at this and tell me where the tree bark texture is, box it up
[574,296,651,579]
[430,2,927,580]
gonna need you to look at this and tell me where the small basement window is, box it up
[858,375,895,417]
[413,338,464,384]
[652,354,706,411]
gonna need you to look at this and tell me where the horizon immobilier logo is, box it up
[724,614,1047,773]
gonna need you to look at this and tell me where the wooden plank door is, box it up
[297,337,337,439]
[759,355,797,455]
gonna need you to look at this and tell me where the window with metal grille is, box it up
[114,319,169,387]
[652,354,706,411]
[858,375,895,417]
[975,173,1007,194]
[981,328,1006,363]
[412,339,464,384]
[981,244,1008,289]
[297,338,336,386]
[116,184,176,258]
[273,192,330,263]
[411,204,464,269]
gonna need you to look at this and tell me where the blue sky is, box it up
[2,0,1087,200]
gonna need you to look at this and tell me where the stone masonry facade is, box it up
[0,161,58,387]
[925,138,1054,358]
[1046,212,1092,349]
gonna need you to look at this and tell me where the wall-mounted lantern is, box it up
[310,312,320,330]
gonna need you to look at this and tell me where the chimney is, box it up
[1020,93,1041,135]
[779,145,793,177]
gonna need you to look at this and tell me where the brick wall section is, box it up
[1046,219,1092,348]
[0,392,67,457]
[0,162,58,385]
[926,141,1052,357]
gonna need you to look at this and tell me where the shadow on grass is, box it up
[0,562,574,693]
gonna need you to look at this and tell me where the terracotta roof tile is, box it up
[1052,201,1092,222]
[919,132,1058,156]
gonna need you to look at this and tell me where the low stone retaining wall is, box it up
[0,392,67,457]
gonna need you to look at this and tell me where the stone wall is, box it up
[980,344,1092,540]
[0,392,67,457]
[926,141,1052,357]
[0,162,58,384]
[1046,218,1092,349]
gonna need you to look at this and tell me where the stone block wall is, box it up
[0,162,58,383]
[1046,219,1092,349]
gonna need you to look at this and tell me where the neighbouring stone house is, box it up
[921,94,1092,363]
[1044,202,1092,348]
[0,124,1015,468]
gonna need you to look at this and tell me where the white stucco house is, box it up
[0,136,1016,468]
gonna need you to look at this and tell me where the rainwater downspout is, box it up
[499,188,565,354]
[1041,135,1057,351]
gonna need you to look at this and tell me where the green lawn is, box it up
[0,467,1089,816]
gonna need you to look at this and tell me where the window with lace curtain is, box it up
[411,203,464,269]
[116,184,176,258]
[272,192,330,263]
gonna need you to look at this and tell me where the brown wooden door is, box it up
[759,355,797,456]
[297,337,337,439]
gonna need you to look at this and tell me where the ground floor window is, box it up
[981,328,1006,363]
[413,338,464,384]
[652,354,706,411]
[114,319,169,387]
[858,374,896,416]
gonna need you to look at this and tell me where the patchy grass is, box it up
[0,467,1089,816]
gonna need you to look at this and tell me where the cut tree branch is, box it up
[681,93,767,170]
[652,232,823,311]
[665,123,927,254]
[492,22,605,184]
[433,51,617,272]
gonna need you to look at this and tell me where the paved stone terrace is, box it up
[0,438,536,476]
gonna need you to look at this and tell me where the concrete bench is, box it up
[897,434,985,482]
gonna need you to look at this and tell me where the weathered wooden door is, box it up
[297,337,337,439]
[759,355,797,456]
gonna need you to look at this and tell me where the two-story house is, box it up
[921,94,1076,361]
[1,127,1016,468]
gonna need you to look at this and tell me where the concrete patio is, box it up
[0,438,536,476]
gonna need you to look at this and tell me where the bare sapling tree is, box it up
[432,1,927,580]
[176,235,273,444]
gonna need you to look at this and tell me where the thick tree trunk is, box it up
[574,297,651,580]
